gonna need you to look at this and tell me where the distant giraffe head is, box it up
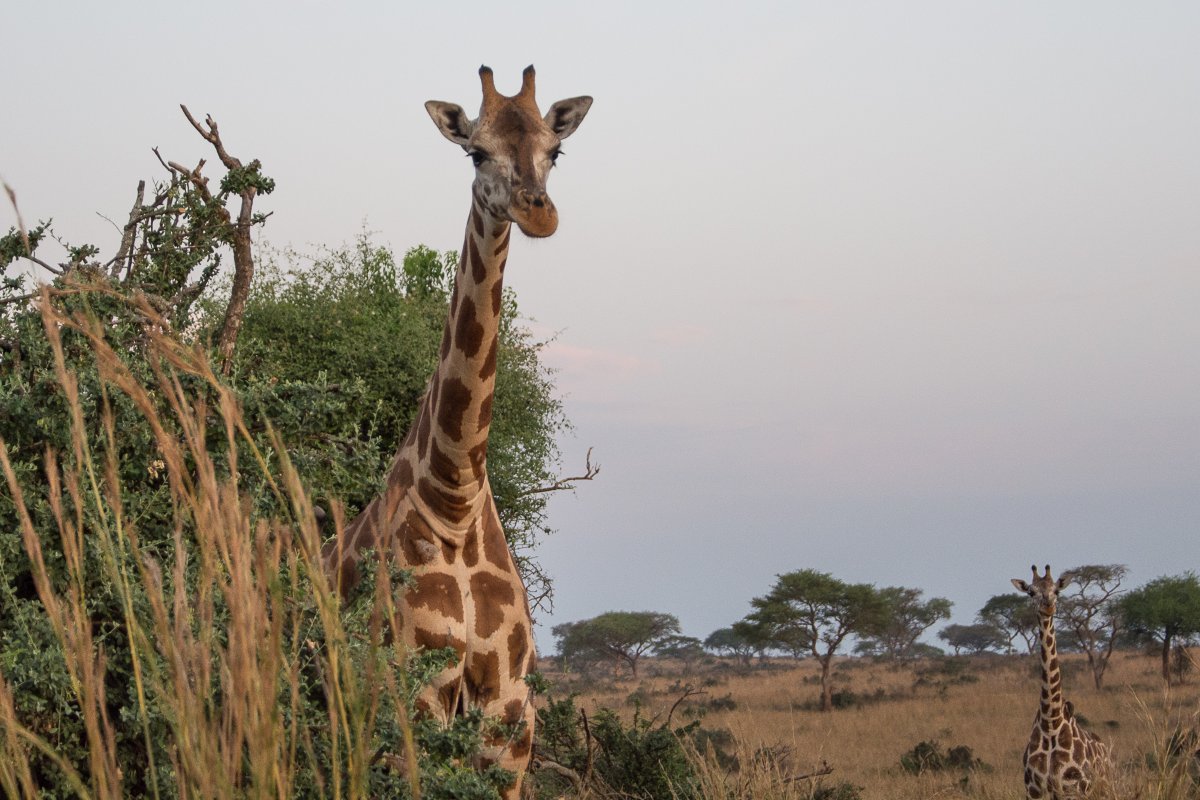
[425,65,592,238]
[1012,564,1071,616]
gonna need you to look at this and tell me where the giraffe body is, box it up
[323,65,591,799]
[1012,565,1114,799]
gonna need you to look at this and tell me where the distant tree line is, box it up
[551,565,1200,713]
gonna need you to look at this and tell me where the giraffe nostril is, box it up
[532,196,545,208]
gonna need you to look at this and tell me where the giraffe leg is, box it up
[477,680,535,800]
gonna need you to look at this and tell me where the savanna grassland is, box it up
[535,650,1200,799]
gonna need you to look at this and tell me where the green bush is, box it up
[899,739,987,776]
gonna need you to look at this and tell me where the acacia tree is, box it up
[742,570,888,711]
[1057,564,1127,689]
[1121,573,1200,686]
[977,594,1039,654]
[937,623,1005,656]
[855,586,952,661]
[704,626,759,664]
[552,611,681,677]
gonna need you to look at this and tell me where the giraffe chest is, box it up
[1024,724,1100,798]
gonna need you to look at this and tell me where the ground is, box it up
[533,649,1200,799]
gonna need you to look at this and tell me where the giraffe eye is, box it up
[468,150,488,167]
[550,148,563,165]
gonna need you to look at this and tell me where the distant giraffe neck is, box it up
[1037,609,1065,729]
[415,195,512,500]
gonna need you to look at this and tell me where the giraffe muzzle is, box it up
[511,190,558,238]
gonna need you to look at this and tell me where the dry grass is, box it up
[0,288,420,798]
[538,650,1200,798]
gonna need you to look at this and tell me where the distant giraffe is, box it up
[321,65,592,798]
[1012,565,1114,799]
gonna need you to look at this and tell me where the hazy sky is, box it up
[5,2,1199,650]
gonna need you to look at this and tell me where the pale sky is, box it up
[5,1,1199,650]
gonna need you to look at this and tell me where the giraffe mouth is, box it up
[512,206,559,238]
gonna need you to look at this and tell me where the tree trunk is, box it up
[1161,636,1173,686]
[819,657,833,712]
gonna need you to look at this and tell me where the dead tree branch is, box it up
[785,761,835,783]
[517,447,600,498]
[178,104,264,376]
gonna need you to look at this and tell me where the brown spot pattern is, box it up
[468,236,487,284]
[411,572,464,622]
[437,376,472,441]
[507,622,529,677]
[455,297,485,358]
[491,276,503,315]
[428,438,460,484]
[465,650,501,704]
[470,572,516,638]
[510,727,533,760]
[417,477,473,524]
[463,521,480,567]
[414,626,467,659]
[477,394,493,432]
[479,338,498,380]
[482,511,510,567]
[493,225,511,256]
[502,699,524,725]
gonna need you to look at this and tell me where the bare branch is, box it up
[180,105,242,171]
[179,105,261,375]
[785,761,835,783]
[517,447,600,498]
[0,291,39,307]
[3,179,31,256]
[106,180,145,279]
[662,684,707,728]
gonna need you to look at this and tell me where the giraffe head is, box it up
[1012,564,1072,615]
[425,65,592,238]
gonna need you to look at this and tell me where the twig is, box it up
[0,291,39,307]
[660,684,707,729]
[517,447,600,497]
[784,761,835,783]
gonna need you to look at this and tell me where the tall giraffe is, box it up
[322,65,591,797]
[1011,565,1114,799]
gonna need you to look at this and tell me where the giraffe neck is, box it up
[1037,608,1065,729]
[415,192,512,495]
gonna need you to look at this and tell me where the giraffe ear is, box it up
[544,96,593,139]
[1012,579,1032,595]
[425,101,474,146]
[1057,572,1073,591]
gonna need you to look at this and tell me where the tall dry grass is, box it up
[0,288,420,798]
[543,649,1199,799]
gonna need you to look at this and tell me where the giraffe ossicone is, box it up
[1011,564,1114,799]
[322,64,591,799]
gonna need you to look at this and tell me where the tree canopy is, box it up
[1120,572,1200,686]
[1057,564,1127,689]
[937,623,1006,656]
[855,586,952,661]
[977,593,1039,654]
[552,611,682,677]
[741,569,889,711]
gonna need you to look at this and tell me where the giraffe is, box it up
[1011,565,1114,799]
[321,65,591,797]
